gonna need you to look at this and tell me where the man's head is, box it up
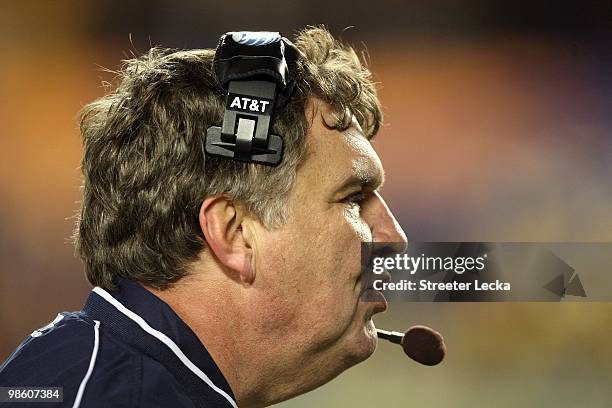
[75,26,406,406]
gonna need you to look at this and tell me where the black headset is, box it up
[204,31,300,166]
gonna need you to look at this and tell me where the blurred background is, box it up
[1,1,611,406]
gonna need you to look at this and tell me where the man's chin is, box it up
[323,298,384,371]
[340,292,388,363]
[341,316,378,366]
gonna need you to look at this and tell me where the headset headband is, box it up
[204,31,300,166]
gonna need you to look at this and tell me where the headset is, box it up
[204,31,300,166]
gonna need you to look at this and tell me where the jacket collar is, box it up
[83,278,237,408]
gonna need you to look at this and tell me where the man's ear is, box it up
[199,196,256,285]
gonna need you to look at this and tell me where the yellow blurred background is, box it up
[1,1,611,406]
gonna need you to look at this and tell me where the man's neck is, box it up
[146,272,265,407]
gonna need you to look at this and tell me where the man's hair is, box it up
[75,26,382,290]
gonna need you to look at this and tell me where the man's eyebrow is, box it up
[336,167,385,193]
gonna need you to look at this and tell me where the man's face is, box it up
[250,98,406,389]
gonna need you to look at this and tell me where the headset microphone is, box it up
[377,326,446,366]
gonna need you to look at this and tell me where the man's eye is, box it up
[344,192,366,208]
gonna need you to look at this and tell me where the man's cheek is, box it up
[255,288,302,334]
[342,213,371,278]
[343,208,372,243]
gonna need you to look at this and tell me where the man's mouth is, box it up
[360,268,390,315]
[362,288,388,315]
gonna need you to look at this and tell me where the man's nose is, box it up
[366,192,408,254]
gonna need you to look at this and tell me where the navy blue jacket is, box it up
[0,279,238,408]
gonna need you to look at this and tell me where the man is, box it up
[0,27,406,407]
